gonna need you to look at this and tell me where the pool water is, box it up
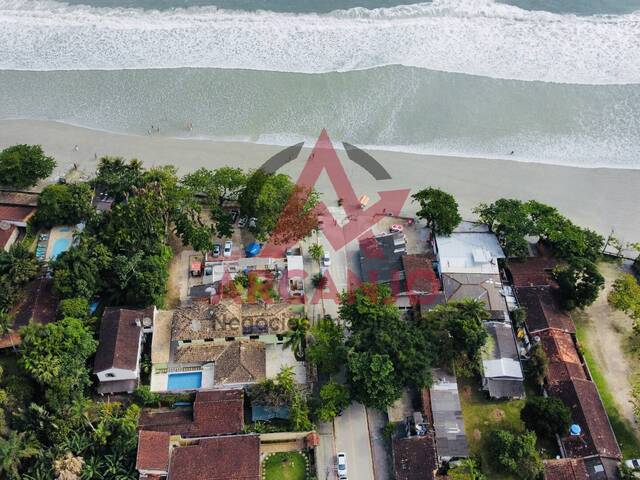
[167,371,202,390]
[50,238,71,259]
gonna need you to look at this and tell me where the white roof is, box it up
[482,358,524,379]
[286,255,304,273]
[436,231,505,274]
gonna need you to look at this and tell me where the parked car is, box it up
[322,251,331,267]
[223,241,232,257]
[625,459,640,470]
[337,452,347,479]
[212,244,221,257]
[230,209,240,223]
[249,217,257,229]
[238,216,248,228]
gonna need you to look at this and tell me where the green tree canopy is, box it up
[520,396,571,440]
[554,258,604,310]
[486,429,543,480]
[340,284,434,408]
[238,169,304,241]
[0,431,40,480]
[525,343,549,388]
[608,273,640,321]
[33,182,94,228]
[307,317,347,376]
[19,317,97,415]
[284,317,309,361]
[475,199,533,258]
[315,380,350,423]
[347,351,400,411]
[422,300,489,374]
[475,199,604,260]
[51,238,111,300]
[309,244,324,264]
[91,156,143,201]
[57,297,90,320]
[412,187,462,235]
[0,144,56,189]
[0,242,39,286]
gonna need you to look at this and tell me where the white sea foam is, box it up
[0,0,639,84]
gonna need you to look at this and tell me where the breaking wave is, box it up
[1,0,639,84]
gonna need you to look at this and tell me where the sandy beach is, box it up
[1,119,639,244]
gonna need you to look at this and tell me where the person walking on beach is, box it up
[73,144,79,152]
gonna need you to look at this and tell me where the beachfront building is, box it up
[435,223,525,399]
[359,231,445,312]
[150,300,306,392]
[94,306,155,394]
[508,252,622,476]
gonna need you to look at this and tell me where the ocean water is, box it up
[0,0,639,168]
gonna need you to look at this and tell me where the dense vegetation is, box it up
[0,156,318,478]
[475,199,603,260]
[0,144,56,189]
[32,182,94,228]
[412,187,462,236]
[338,284,436,409]
[0,244,40,330]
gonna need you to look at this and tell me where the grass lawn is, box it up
[458,376,526,480]
[263,452,307,480]
[574,312,640,458]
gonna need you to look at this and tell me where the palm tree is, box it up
[0,431,40,479]
[308,244,324,265]
[284,317,310,361]
[0,243,39,285]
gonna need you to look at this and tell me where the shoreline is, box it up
[1,118,639,242]
[2,117,639,171]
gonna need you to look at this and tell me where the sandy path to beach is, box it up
[1,119,639,243]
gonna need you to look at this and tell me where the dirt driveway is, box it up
[576,261,639,434]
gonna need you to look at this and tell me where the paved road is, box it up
[334,402,375,480]
[367,408,392,480]
[316,421,338,480]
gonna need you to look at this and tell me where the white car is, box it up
[337,452,347,479]
[223,240,232,257]
[238,216,248,228]
[322,252,331,267]
[249,217,257,229]
[625,459,640,470]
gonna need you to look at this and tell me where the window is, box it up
[249,335,259,340]
[225,336,235,342]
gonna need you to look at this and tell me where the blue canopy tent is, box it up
[245,242,261,257]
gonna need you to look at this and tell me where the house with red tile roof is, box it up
[508,255,622,479]
[0,222,18,251]
[136,389,261,480]
[138,389,244,437]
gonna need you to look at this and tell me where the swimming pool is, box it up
[167,371,202,390]
[50,238,71,259]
